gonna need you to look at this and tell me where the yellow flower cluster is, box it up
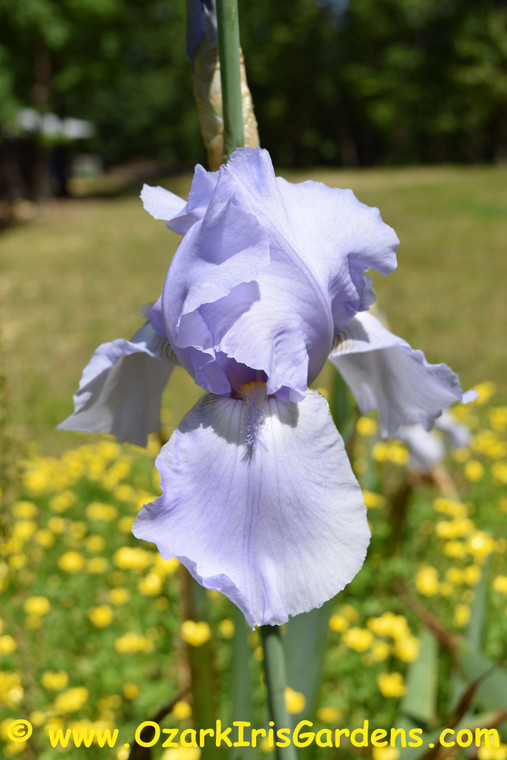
[54,686,89,713]
[284,687,306,714]
[372,441,410,466]
[180,621,212,647]
[0,671,23,708]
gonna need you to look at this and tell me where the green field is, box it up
[1,165,506,453]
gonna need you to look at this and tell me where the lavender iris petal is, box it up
[58,321,175,447]
[133,388,370,627]
[329,311,474,438]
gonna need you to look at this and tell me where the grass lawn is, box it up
[1,165,506,454]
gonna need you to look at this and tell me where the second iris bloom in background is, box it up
[60,147,471,626]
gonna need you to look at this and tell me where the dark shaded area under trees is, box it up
[1,0,506,201]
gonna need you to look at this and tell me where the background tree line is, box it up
[1,0,506,199]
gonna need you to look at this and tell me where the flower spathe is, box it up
[61,147,471,626]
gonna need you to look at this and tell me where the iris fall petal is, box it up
[329,311,469,438]
[133,389,370,627]
[58,321,175,447]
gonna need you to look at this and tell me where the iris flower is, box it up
[397,410,471,473]
[59,148,471,627]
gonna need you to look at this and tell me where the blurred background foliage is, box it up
[1,0,507,202]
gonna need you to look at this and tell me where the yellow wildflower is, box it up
[0,635,17,654]
[86,557,109,574]
[13,520,37,542]
[180,620,212,647]
[394,636,419,663]
[13,501,38,519]
[367,613,409,639]
[24,596,50,616]
[464,460,484,482]
[415,566,439,596]
[446,567,464,585]
[378,672,406,698]
[363,491,386,509]
[490,407,507,433]
[454,604,470,628]
[88,605,114,628]
[433,498,467,518]
[329,614,348,633]
[463,565,481,585]
[372,748,400,760]
[9,554,26,570]
[58,551,85,574]
[35,529,55,548]
[454,447,471,464]
[118,516,135,533]
[97,440,121,460]
[138,572,163,596]
[152,555,180,575]
[218,619,234,639]
[30,711,46,727]
[41,671,69,691]
[86,502,118,522]
[123,682,140,700]
[115,633,152,654]
[478,744,507,760]
[343,627,373,652]
[173,700,192,720]
[492,462,507,485]
[48,517,66,534]
[284,687,306,714]
[370,641,390,662]
[340,604,360,622]
[160,747,201,760]
[372,442,389,463]
[316,706,343,724]
[468,531,495,560]
[443,540,466,558]
[493,575,507,594]
[54,686,89,713]
[85,535,106,553]
[108,588,131,605]
[386,441,410,466]
[0,672,23,707]
[113,546,152,571]
[473,381,496,404]
[49,492,76,513]
[436,518,474,539]
[356,416,378,436]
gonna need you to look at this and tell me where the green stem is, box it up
[216,0,244,157]
[260,626,298,760]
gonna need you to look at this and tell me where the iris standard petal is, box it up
[329,311,468,438]
[155,148,398,397]
[159,196,271,391]
[132,388,369,628]
[58,322,175,447]
[274,176,399,329]
[141,165,218,235]
[218,149,399,323]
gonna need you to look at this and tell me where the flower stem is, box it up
[260,625,298,760]
[216,0,244,157]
